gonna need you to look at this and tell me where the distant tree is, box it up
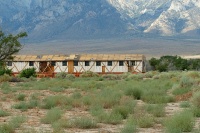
[0,30,27,62]
[149,57,159,70]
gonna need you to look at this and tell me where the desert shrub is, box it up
[192,91,200,108]
[9,77,23,82]
[145,104,165,117]
[0,124,14,133]
[66,74,75,80]
[180,101,191,108]
[80,71,99,77]
[0,110,9,117]
[0,74,12,83]
[67,117,97,129]
[49,86,65,92]
[102,74,121,80]
[192,107,200,117]
[89,105,104,117]
[0,82,13,94]
[16,93,26,101]
[135,114,154,128]
[186,71,200,78]
[179,76,194,88]
[41,95,70,109]
[112,105,132,119]
[127,74,144,80]
[124,86,143,100]
[55,72,67,79]
[52,119,68,132]
[12,101,29,111]
[19,68,36,78]
[172,87,191,95]
[164,110,194,133]
[95,88,122,108]
[142,89,171,104]
[121,117,137,133]
[0,67,12,76]
[0,116,27,132]
[41,108,63,124]
[97,111,123,124]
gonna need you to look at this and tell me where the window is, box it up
[74,61,78,66]
[62,61,67,66]
[7,61,12,66]
[51,61,56,66]
[29,61,34,66]
[108,61,112,66]
[85,61,90,66]
[119,61,124,66]
[96,61,101,66]
[131,61,136,66]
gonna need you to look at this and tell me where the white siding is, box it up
[7,62,40,73]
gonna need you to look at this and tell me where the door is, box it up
[68,61,74,73]
[40,62,47,72]
[102,66,105,73]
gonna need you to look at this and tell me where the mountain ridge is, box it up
[0,0,200,41]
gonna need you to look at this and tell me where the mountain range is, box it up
[0,0,200,42]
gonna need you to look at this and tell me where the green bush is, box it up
[66,74,76,80]
[192,107,200,117]
[124,86,143,100]
[16,93,26,101]
[121,118,137,133]
[164,110,194,133]
[19,68,36,78]
[192,91,200,108]
[80,71,99,77]
[41,108,63,124]
[145,104,166,117]
[0,110,9,117]
[41,95,70,109]
[0,116,26,132]
[0,66,12,76]
[68,117,97,129]
[12,101,29,111]
[180,101,191,108]
[137,114,154,128]
[55,72,67,79]
[0,74,12,83]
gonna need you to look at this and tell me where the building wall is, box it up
[7,60,144,74]
[7,62,40,73]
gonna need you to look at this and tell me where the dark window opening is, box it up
[7,61,12,66]
[96,61,101,66]
[62,61,67,66]
[74,61,78,66]
[51,61,56,66]
[131,61,136,66]
[119,61,124,66]
[108,61,112,66]
[29,61,34,66]
[85,61,90,66]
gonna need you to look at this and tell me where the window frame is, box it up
[85,61,90,66]
[74,61,78,66]
[29,61,34,66]
[62,61,67,66]
[119,61,124,66]
[96,61,101,66]
[7,61,12,66]
[107,61,112,66]
[51,61,56,66]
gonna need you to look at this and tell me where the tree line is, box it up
[149,55,200,72]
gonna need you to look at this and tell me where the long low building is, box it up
[6,54,146,77]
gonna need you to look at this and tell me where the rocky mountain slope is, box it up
[0,0,200,41]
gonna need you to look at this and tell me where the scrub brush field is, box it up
[0,71,200,133]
